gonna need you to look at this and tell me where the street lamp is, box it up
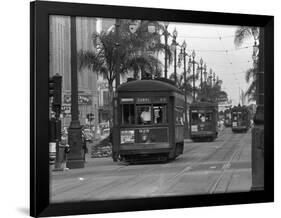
[162,21,170,78]
[189,50,198,101]
[171,28,179,84]
[128,20,138,34]
[178,40,191,139]
[147,21,156,33]
[203,63,207,97]
[213,72,216,85]
[196,57,204,92]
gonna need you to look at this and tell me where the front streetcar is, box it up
[112,79,184,163]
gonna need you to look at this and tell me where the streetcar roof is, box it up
[117,79,182,93]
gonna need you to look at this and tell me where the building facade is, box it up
[49,16,99,130]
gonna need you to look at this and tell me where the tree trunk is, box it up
[133,69,139,79]
[108,80,114,128]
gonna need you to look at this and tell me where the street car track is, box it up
[155,131,245,193]
[208,133,248,194]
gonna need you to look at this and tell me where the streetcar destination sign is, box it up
[121,98,134,103]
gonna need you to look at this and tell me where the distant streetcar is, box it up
[112,79,185,163]
[189,101,218,142]
[224,108,232,127]
[231,105,251,133]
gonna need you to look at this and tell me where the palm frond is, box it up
[77,50,102,72]
[234,26,252,48]
[245,67,256,83]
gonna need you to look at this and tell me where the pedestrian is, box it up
[60,131,70,170]
[82,130,88,162]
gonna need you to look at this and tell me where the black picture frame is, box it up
[30,1,274,217]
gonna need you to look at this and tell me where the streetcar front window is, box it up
[153,104,167,124]
[191,111,212,123]
[232,112,241,121]
[121,104,135,125]
[191,112,199,122]
[137,105,152,124]
[205,112,212,122]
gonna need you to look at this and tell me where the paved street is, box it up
[50,128,251,203]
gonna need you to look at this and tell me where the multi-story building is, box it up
[49,16,99,130]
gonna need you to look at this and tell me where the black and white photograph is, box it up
[49,15,265,202]
[1,0,279,217]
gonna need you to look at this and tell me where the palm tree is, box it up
[123,20,174,79]
[234,26,258,101]
[176,73,199,95]
[200,77,227,103]
[78,19,168,125]
[234,27,256,47]
[244,68,256,101]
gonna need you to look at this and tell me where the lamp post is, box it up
[251,27,264,191]
[163,22,169,79]
[115,19,121,87]
[171,28,178,84]
[203,63,207,97]
[207,68,213,100]
[178,40,190,138]
[195,57,204,94]
[67,16,84,169]
[189,50,197,101]
[209,68,213,87]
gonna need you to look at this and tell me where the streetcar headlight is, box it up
[232,122,237,127]
[120,130,135,144]
[191,125,198,132]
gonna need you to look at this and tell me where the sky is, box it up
[163,22,255,106]
[97,18,256,106]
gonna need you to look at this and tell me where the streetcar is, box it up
[224,108,232,127]
[231,104,251,133]
[112,78,185,163]
[189,101,218,142]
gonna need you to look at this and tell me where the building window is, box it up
[103,91,109,105]
[153,104,167,124]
